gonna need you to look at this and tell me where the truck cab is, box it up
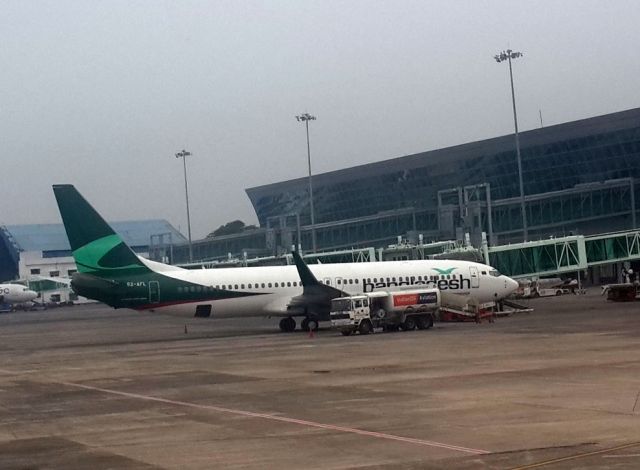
[330,296,370,328]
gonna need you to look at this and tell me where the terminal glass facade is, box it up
[246,108,640,250]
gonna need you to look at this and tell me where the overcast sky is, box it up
[2,0,639,238]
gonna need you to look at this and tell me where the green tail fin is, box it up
[53,185,149,275]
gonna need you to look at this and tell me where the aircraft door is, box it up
[469,267,479,288]
[149,281,160,303]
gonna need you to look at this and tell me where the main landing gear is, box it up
[278,316,319,332]
[301,316,319,332]
[279,317,296,333]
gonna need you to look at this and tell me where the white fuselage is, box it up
[0,284,38,304]
[143,258,518,318]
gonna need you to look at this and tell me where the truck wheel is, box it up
[374,308,386,319]
[401,316,416,331]
[359,320,373,335]
[426,315,434,329]
[415,316,426,330]
[341,330,353,336]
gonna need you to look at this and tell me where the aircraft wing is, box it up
[286,251,348,320]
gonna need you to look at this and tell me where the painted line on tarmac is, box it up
[510,442,640,469]
[61,380,489,455]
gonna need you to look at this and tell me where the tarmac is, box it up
[0,291,639,469]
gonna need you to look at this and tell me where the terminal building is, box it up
[166,107,639,264]
[0,220,185,283]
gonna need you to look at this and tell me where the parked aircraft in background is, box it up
[53,184,518,331]
[0,283,38,304]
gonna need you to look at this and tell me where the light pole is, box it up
[295,113,317,252]
[175,149,193,262]
[494,49,528,242]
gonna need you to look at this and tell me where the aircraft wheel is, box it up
[279,317,296,333]
[307,318,319,331]
[301,316,319,332]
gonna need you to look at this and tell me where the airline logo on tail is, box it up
[74,234,145,273]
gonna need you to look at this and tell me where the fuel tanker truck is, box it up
[329,288,440,336]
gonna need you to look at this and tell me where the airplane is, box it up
[52,184,519,332]
[0,283,38,304]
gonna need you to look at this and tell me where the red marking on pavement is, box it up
[61,381,489,455]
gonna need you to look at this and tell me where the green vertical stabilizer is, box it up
[53,185,150,276]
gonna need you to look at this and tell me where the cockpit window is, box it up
[489,269,501,277]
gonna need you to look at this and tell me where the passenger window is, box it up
[481,271,487,275]
[261,283,265,288]
[268,283,272,288]
[234,284,238,289]
[287,282,291,287]
[241,284,245,289]
[275,282,279,288]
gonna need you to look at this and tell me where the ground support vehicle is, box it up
[602,283,640,301]
[439,305,494,323]
[330,288,440,335]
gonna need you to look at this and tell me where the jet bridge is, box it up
[486,228,640,278]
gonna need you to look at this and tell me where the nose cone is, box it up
[506,277,519,295]
[26,290,37,300]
